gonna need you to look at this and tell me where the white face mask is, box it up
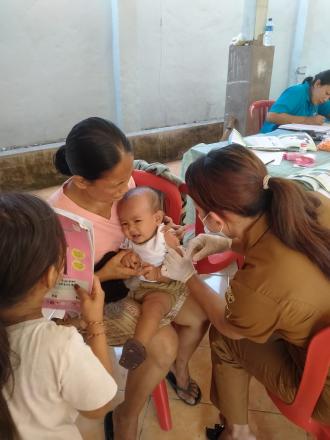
[200,212,230,238]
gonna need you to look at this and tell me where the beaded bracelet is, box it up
[78,320,105,335]
[86,331,106,341]
[85,320,105,328]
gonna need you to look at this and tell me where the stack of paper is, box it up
[229,128,316,151]
[279,123,330,134]
[289,164,330,198]
[252,151,283,166]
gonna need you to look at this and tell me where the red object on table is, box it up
[283,152,316,167]
[267,326,330,439]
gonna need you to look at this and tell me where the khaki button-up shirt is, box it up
[226,194,330,348]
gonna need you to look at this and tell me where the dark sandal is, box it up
[205,423,225,440]
[166,371,202,406]
[119,338,146,370]
[104,411,114,440]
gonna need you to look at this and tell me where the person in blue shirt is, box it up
[261,69,330,133]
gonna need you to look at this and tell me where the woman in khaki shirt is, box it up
[162,144,330,440]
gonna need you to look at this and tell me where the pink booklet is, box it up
[43,208,94,316]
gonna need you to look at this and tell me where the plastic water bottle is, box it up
[263,18,274,46]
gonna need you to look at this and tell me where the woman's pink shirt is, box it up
[48,178,135,264]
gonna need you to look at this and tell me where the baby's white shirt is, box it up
[122,224,167,282]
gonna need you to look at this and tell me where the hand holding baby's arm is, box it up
[96,250,142,281]
[121,251,142,270]
[162,218,187,242]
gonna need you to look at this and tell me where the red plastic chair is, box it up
[132,169,182,431]
[132,169,182,225]
[267,327,330,439]
[249,99,275,133]
[151,381,172,431]
[179,183,244,274]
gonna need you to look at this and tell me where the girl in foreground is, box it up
[0,193,117,440]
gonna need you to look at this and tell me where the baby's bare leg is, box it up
[135,292,172,346]
[119,292,172,370]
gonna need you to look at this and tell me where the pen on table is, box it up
[265,159,275,166]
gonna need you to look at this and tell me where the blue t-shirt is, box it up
[261,82,330,133]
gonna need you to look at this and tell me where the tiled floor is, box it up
[76,273,310,440]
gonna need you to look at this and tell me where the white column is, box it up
[110,0,123,127]
[288,0,309,85]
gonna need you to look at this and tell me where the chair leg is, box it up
[151,380,172,431]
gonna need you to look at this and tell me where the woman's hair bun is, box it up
[53,145,72,176]
[302,76,313,85]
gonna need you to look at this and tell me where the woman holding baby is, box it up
[49,117,208,440]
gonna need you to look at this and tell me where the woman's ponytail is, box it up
[268,177,330,277]
[0,321,17,440]
[53,144,73,176]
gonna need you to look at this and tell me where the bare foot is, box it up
[169,365,200,405]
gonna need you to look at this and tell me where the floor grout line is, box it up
[248,408,286,415]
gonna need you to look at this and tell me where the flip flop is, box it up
[104,411,114,440]
[166,371,202,406]
[206,423,225,440]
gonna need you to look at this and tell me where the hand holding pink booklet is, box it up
[42,208,94,316]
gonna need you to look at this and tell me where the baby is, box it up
[117,186,188,370]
